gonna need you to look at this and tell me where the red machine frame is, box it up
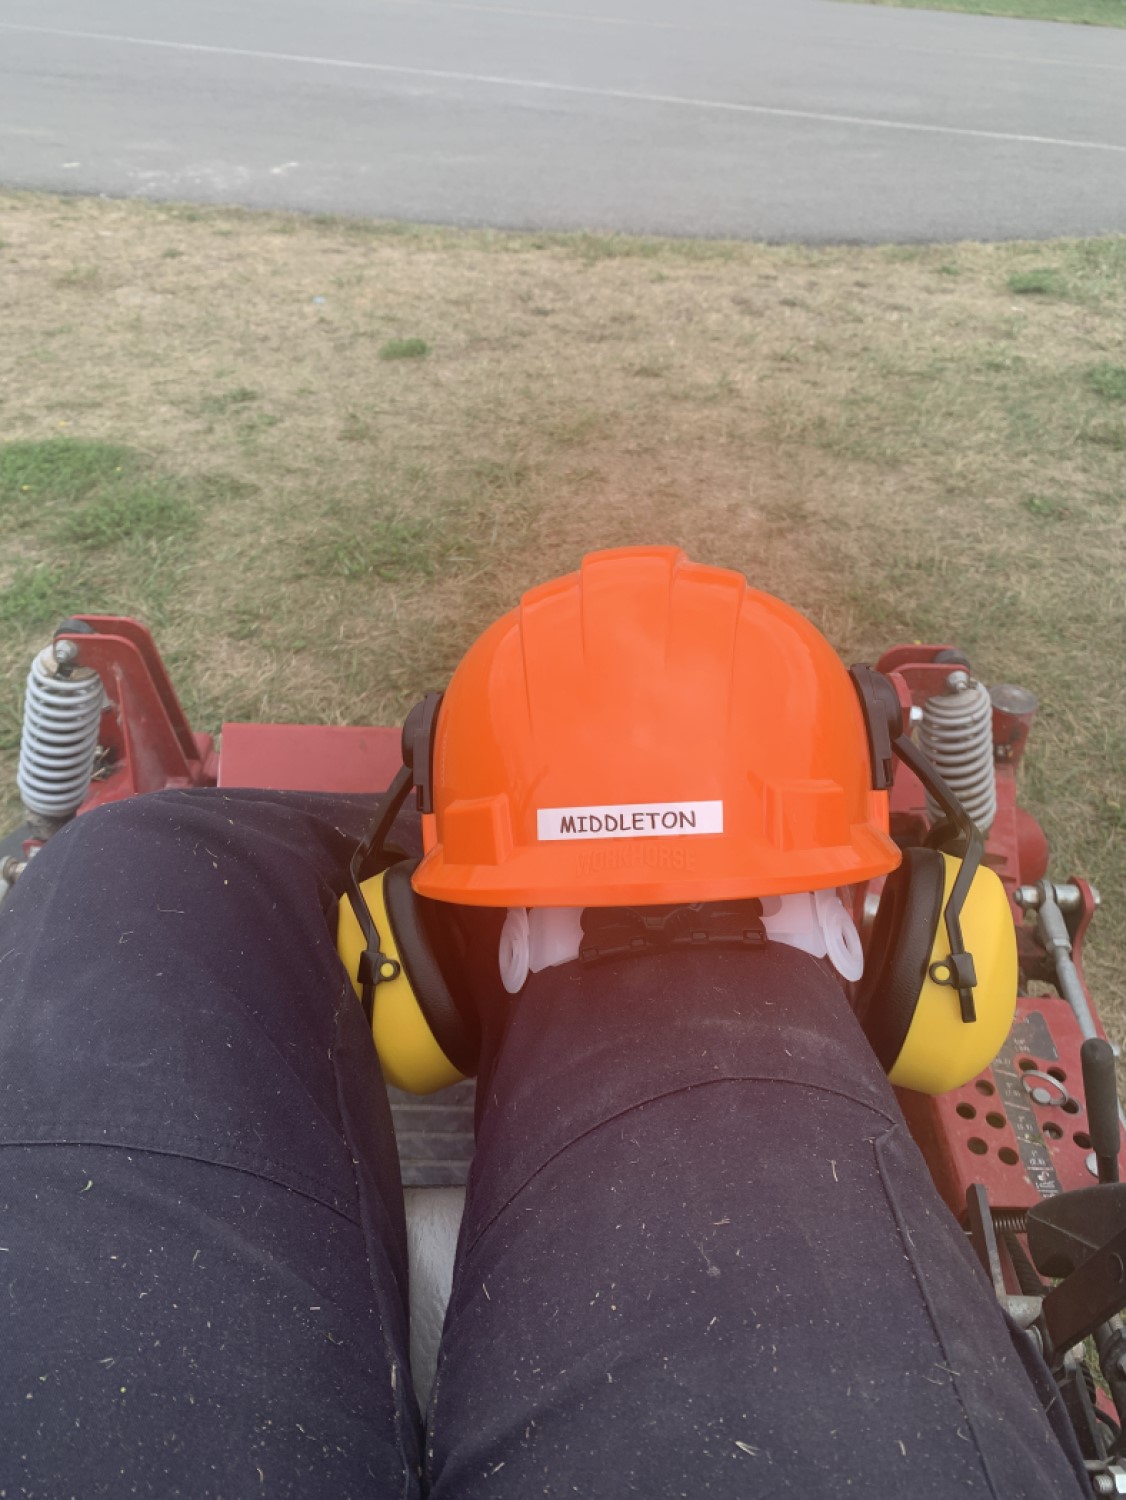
[874,643,1107,1224]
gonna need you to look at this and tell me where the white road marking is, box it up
[369,0,1126,75]
[343,0,707,30]
[2,20,1125,155]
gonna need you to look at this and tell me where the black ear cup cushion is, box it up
[855,847,946,1074]
[381,860,479,1076]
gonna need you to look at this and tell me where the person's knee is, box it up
[52,787,195,851]
[12,791,212,916]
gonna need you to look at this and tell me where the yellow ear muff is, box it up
[337,873,467,1095]
[887,853,1017,1095]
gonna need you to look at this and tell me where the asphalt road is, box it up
[1,0,1125,241]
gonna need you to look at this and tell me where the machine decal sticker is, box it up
[992,1010,1063,1201]
[537,800,723,841]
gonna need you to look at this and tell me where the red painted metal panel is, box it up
[218,723,402,794]
[897,994,1113,1221]
[60,618,217,816]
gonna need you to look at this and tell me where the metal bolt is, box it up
[946,670,971,693]
[1021,1070,1070,1107]
[53,638,79,667]
[1014,882,1095,914]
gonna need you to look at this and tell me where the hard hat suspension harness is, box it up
[578,900,767,966]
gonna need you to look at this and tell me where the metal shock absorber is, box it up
[16,638,105,835]
[919,669,997,834]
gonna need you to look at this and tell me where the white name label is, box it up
[537,800,723,842]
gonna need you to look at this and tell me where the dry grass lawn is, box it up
[1,193,1123,1021]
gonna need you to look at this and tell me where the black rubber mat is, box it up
[387,1079,476,1187]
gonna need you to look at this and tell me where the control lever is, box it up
[1027,1184,1126,1279]
[1026,1049,1126,1446]
[1082,1038,1121,1185]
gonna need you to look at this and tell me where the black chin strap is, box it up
[348,764,414,1023]
[892,734,983,1024]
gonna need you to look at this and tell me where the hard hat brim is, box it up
[411,823,901,909]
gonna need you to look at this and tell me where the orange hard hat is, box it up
[410,546,900,908]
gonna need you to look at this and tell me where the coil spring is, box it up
[16,646,105,820]
[920,673,997,834]
[989,1208,1029,1236]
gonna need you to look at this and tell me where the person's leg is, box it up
[426,943,1089,1499]
[0,789,420,1499]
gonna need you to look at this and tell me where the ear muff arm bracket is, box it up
[892,733,982,1023]
[348,763,415,1024]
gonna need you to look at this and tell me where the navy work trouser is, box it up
[0,790,1089,1497]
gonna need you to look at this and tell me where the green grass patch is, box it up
[0,436,233,646]
[1007,269,1070,297]
[0,565,82,628]
[1023,494,1067,520]
[377,338,430,362]
[0,438,209,553]
[62,483,197,547]
[310,456,533,582]
[834,0,1126,24]
[1088,364,1126,401]
[0,438,135,507]
[315,516,442,581]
